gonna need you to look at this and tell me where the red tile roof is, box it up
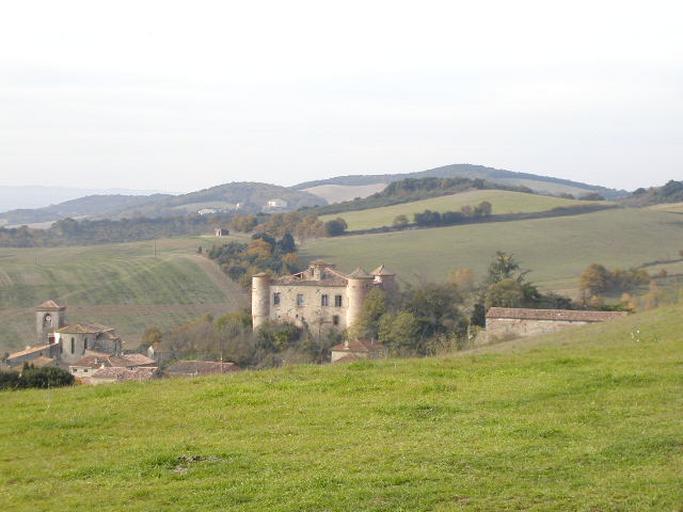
[486,307,628,322]
[7,343,54,360]
[56,323,115,334]
[90,366,158,382]
[37,300,65,311]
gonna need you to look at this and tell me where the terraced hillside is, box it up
[319,190,602,231]
[304,208,683,294]
[0,237,246,352]
[1,304,681,511]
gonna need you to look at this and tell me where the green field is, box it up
[305,208,683,294]
[319,190,600,231]
[0,237,246,352]
[649,202,683,214]
[1,305,681,511]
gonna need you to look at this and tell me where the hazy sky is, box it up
[1,0,681,193]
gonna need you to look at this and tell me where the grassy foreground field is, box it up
[1,305,682,511]
[319,190,601,231]
[304,208,683,294]
[0,237,246,351]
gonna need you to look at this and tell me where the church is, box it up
[5,300,123,368]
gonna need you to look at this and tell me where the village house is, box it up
[252,261,397,334]
[485,307,628,340]
[87,366,159,385]
[69,351,157,381]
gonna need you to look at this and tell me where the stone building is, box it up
[164,360,240,378]
[485,307,628,340]
[5,301,124,368]
[251,261,396,333]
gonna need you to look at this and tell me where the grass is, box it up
[1,304,681,511]
[0,237,246,352]
[649,202,683,213]
[304,208,683,294]
[319,190,599,231]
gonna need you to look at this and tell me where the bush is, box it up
[0,366,74,390]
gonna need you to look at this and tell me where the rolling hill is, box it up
[302,208,683,294]
[297,163,628,203]
[319,189,605,231]
[0,182,324,227]
[1,304,681,510]
[0,237,247,352]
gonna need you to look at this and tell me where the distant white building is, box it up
[266,198,288,209]
[197,208,219,216]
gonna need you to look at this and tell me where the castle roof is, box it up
[371,264,395,276]
[347,267,372,279]
[486,307,628,322]
[37,300,65,311]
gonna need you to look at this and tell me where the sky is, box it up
[0,0,681,193]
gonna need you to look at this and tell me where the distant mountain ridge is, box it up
[0,182,324,226]
[0,185,168,213]
[295,163,629,201]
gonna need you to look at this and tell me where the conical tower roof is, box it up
[347,267,372,279]
[371,264,395,276]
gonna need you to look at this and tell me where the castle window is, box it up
[273,292,281,305]
[321,294,329,307]
[335,295,343,307]
[296,294,304,306]
[84,338,88,351]
[70,337,75,354]
[333,315,340,326]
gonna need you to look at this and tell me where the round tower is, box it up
[345,268,373,329]
[251,273,271,330]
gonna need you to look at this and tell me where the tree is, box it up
[378,311,421,355]
[142,327,163,347]
[485,278,526,308]
[349,288,387,340]
[487,251,523,284]
[403,283,465,340]
[323,218,348,237]
[448,268,475,292]
[231,215,258,233]
[474,201,493,217]
[579,263,611,298]
[393,214,409,228]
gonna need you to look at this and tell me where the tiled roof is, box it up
[347,267,372,279]
[272,276,347,287]
[7,343,53,360]
[71,352,156,369]
[164,360,240,376]
[37,300,65,311]
[90,366,158,382]
[56,323,114,334]
[486,307,628,322]
[331,339,385,353]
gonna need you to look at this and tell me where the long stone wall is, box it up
[486,318,591,340]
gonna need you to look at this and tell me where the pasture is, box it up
[0,237,246,352]
[1,304,681,510]
[304,208,683,294]
[319,190,601,231]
